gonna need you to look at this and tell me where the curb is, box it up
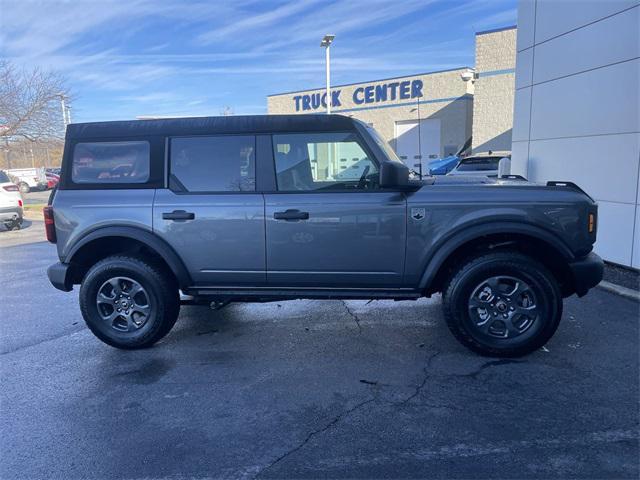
[598,280,640,302]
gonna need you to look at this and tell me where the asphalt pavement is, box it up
[1,233,638,479]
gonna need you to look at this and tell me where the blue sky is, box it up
[0,0,517,122]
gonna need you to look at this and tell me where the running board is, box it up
[183,286,422,302]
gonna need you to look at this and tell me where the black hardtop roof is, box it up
[65,114,359,139]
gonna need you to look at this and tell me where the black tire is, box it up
[18,182,29,194]
[4,219,20,230]
[79,255,180,349]
[443,251,562,357]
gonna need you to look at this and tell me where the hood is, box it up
[416,175,539,187]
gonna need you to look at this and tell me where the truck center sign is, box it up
[293,79,424,112]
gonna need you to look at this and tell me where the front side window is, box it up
[273,132,378,191]
[170,136,255,192]
[72,141,150,184]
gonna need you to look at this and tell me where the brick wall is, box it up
[471,27,517,153]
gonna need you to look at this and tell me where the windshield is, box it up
[364,124,403,164]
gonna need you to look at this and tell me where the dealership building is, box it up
[511,0,639,268]
[268,27,516,172]
[268,0,639,269]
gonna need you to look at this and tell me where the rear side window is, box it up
[169,136,255,192]
[0,171,10,183]
[72,142,150,184]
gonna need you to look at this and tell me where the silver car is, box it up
[447,151,511,177]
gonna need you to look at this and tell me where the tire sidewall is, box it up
[445,253,562,356]
[80,259,170,349]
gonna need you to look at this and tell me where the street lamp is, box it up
[320,34,335,114]
[57,93,71,127]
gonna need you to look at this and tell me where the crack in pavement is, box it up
[341,300,362,334]
[255,397,376,478]
[453,359,524,380]
[397,350,441,406]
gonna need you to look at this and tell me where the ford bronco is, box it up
[46,115,603,356]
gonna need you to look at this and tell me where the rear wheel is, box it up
[79,255,180,349]
[443,251,562,357]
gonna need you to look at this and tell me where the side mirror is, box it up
[379,161,410,189]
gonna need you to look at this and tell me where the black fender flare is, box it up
[64,226,192,288]
[418,221,575,291]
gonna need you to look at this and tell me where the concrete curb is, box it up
[598,280,640,302]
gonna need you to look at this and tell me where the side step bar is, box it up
[183,287,422,302]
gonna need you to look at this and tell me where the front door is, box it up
[265,132,406,287]
[153,135,265,286]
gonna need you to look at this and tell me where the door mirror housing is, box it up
[379,161,410,189]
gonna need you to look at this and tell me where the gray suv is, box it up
[46,115,603,357]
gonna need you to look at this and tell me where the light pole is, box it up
[58,93,70,127]
[320,34,335,114]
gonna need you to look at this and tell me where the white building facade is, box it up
[511,0,640,268]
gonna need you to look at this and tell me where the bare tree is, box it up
[0,60,70,142]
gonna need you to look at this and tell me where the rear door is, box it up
[153,134,265,286]
[265,132,406,287]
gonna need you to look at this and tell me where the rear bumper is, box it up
[0,206,23,221]
[47,262,73,292]
[568,252,604,297]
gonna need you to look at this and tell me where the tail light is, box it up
[18,199,23,207]
[43,206,57,243]
[2,185,19,192]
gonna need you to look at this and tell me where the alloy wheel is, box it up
[96,276,151,332]
[468,276,539,339]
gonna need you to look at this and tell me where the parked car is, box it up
[6,167,48,193]
[0,170,24,230]
[45,115,602,357]
[45,170,60,189]
[447,151,511,177]
[428,155,460,175]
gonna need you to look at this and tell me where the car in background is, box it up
[428,155,459,175]
[45,170,60,189]
[0,170,24,230]
[447,151,511,177]
[6,167,48,194]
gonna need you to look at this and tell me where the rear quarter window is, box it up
[71,141,150,184]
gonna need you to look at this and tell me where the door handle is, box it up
[162,210,195,221]
[273,209,309,221]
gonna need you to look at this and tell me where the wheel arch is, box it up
[65,226,192,288]
[420,222,576,297]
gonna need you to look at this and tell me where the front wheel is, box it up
[443,251,562,357]
[79,255,180,349]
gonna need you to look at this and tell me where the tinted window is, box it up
[456,156,501,172]
[0,171,10,183]
[170,136,255,192]
[72,142,150,184]
[273,132,378,191]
